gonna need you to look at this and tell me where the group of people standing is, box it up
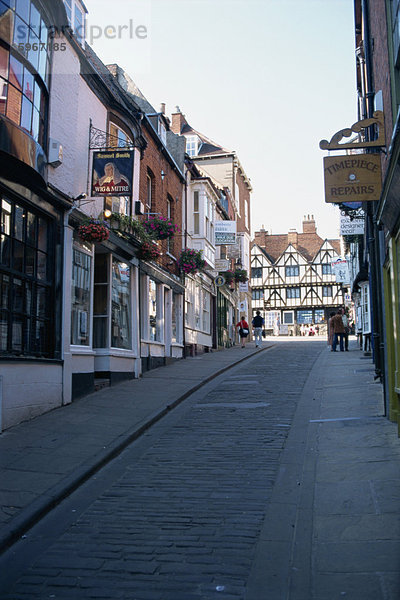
[236,311,264,348]
[236,308,351,352]
[328,308,350,352]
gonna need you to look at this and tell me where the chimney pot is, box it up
[160,102,166,114]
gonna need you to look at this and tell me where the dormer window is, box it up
[63,0,86,44]
[158,119,166,145]
[186,135,199,157]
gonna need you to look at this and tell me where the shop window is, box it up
[202,290,210,333]
[297,310,313,324]
[283,311,294,324]
[111,259,131,349]
[172,292,179,342]
[265,311,280,328]
[148,278,158,341]
[314,309,325,323]
[0,195,55,357]
[93,254,109,348]
[71,246,92,346]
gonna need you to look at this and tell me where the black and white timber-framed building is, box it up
[251,216,344,334]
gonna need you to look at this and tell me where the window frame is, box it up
[0,195,56,358]
[285,265,299,277]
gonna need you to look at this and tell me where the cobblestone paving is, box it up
[2,343,320,599]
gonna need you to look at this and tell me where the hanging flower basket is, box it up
[178,248,205,275]
[108,212,151,243]
[77,220,109,243]
[234,268,248,283]
[137,241,161,261]
[222,270,235,284]
[143,216,180,240]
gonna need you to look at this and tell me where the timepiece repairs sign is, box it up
[323,154,381,203]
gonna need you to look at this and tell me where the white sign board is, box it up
[332,258,350,283]
[238,299,248,313]
[215,259,230,271]
[239,281,249,292]
[340,216,365,236]
[215,221,236,245]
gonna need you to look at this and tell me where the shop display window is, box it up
[71,247,92,346]
[0,195,54,357]
[111,259,131,349]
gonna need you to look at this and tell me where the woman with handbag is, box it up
[236,316,249,348]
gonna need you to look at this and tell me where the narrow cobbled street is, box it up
[1,340,399,599]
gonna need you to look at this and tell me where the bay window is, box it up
[0,195,55,357]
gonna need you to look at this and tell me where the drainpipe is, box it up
[181,166,189,358]
[361,0,384,386]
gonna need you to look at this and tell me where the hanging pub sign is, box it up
[92,150,134,196]
[331,258,350,283]
[323,154,382,203]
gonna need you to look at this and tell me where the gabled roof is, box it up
[254,231,340,263]
[182,124,232,156]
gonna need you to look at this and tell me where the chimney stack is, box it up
[160,102,166,115]
[171,106,188,134]
[302,214,316,234]
[288,228,298,246]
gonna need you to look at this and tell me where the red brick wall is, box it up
[368,0,393,179]
[139,121,184,275]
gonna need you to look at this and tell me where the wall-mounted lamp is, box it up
[104,209,112,218]
[74,193,87,202]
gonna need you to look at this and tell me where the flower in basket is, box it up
[137,241,161,261]
[234,268,248,283]
[177,248,205,275]
[143,216,180,240]
[223,270,235,284]
[77,220,109,243]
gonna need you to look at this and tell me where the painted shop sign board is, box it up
[331,258,350,283]
[215,221,236,245]
[323,154,381,203]
[92,150,134,196]
[340,215,365,235]
[215,259,230,271]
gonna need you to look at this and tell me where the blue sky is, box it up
[84,0,356,241]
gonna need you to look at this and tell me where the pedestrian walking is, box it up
[341,308,350,351]
[328,311,335,350]
[331,309,345,352]
[236,316,249,348]
[252,310,264,348]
